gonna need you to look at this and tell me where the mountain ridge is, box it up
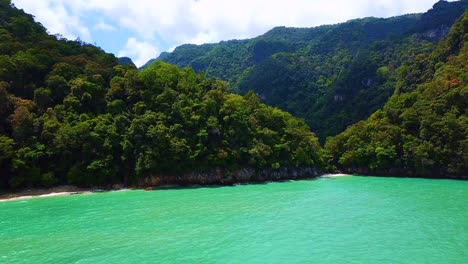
[148,0,467,140]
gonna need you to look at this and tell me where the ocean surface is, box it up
[1,176,467,263]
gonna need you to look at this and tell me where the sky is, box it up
[11,0,451,67]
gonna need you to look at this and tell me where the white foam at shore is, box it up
[0,191,92,202]
[321,174,352,178]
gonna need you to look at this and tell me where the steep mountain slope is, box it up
[326,11,468,179]
[118,57,136,67]
[0,1,324,190]
[153,0,468,140]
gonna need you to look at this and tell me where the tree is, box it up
[33,88,52,112]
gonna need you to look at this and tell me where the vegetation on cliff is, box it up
[326,11,468,178]
[0,1,323,189]
[0,0,466,190]
[153,0,467,140]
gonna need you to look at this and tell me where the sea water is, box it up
[1,176,467,263]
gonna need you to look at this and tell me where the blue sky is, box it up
[11,0,451,67]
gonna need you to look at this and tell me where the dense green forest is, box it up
[0,0,324,189]
[326,11,468,178]
[153,0,468,140]
[0,0,466,191]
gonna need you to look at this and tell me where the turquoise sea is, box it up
[1,176,467,263]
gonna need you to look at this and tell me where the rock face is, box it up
[140,167,321,187]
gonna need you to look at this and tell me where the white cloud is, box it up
[12,0,92,42]
[118,38,158,67]
[94,21,116,32]
[11,0,449,66]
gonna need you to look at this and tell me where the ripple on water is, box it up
[0,176,467,263]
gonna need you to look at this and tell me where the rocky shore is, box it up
[0,167,322,201]
[140,167,321,186]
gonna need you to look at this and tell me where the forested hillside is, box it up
[0,1,324,189]
[326,11,468,179]
[153,0,468,140]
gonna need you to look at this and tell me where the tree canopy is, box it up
[325,11,468,178]
[0,1,323,189]
[154,0,467,141]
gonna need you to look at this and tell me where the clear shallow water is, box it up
[1,176,467,264]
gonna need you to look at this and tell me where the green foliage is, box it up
[0,2,324,189]
[0,136,15,161]
[155,1,467,141]
[33,88,51,112]
[326,11,468,178]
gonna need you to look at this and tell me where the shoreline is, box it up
[0,191,93,202]
[321,173,351,178]
[3,173,466,202]
[0,174,354,202]
[0,186,95,202]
